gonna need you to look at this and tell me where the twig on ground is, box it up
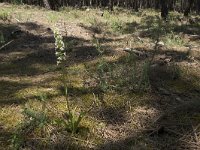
[0,40,14,50]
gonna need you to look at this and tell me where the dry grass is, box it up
[0,3,200,149]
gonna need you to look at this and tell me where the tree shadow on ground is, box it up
[0,22,101,107]
[0,125,92,150]
[0,22,104,76]
[95,105,129,125]
[121,21,139,34]
[136,46,194,63]
[0,80,30,105]
[0,17,200,150]
[90,48,200,149]
[23,136,93,150]
[0,79,62,106]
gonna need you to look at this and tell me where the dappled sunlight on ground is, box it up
[0,3,200,149]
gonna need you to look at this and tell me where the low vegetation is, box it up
[0,3,200,150]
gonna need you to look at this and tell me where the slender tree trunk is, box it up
[43,0,51,9]
[109,0,113,11]
[198,0,200,14]
[184,0,194,16]
[161,0,169,20]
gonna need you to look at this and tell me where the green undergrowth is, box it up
[0,3,200,149]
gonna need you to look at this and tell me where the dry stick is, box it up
[0,40,14,50]
[165,128,185,136]
[154,99,200,124]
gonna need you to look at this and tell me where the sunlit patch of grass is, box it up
[30,63,57,73]
[67,64,86,88]
[0,8,12,22]
[60,8,87,23]
[104,12,141,34]
[77,94,95,108]
[0,79,29,105]
[15,87,59,100]
[0,106,23,130]
[47,11,61,24]
[80,117,105,144]
[164,32,186,47]
[165,66,200,93]
[0,3,200,149]
[103,91,129,107]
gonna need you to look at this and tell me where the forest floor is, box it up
[0,3,200,150]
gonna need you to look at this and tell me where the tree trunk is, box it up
[43,0,51,9]
[109,0,113,11]
[161,0,169,21]
[184,0,194,16]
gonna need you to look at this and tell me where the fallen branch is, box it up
[0,40,14,50]
[123,48,147,57]
[188,34,200,41]
[14,18,20,23]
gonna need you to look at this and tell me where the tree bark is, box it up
[43,0,51,9]
[161,0,169,20]
[184,0,194,16]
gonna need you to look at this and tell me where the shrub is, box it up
[111,18,123,33]
[0,11,10,22]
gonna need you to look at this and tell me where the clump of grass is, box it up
[92,36,104,55]
[71,11,80,19]
[103,10,111,19]
[56,88,96,134]
[165,31,185,46]
[47,13,59,24]
[64,108,86,134]
[11,131,24,150]
[110,18,123,33]
[11,94,50,149]
[0,10,11,22]
[138,61,151,91]
[89,17,102,33]
[97,59,112,92]
[59,89,87,134]
[115,53,151,91]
